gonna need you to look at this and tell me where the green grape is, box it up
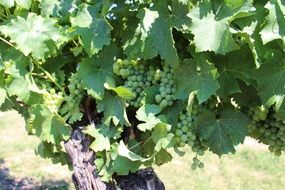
[191,163,197,170]
[246,105,285,157]
[192,146,198,152]
[181,134,188,142]
[176,129,183,136]
[197,149,204,156]
[188,140,195,146]
[177,122,182,128]
[182,126,189,133]
[182,120,187,126]
[155,64,176,109]
[179,114,186,120]
[274,150,282,156]
[59,73,85,124]
[198,162,204,169]
[186,131,193,137]
[193,157,199,164]
[160,99,168,108]
[179,142,186,147]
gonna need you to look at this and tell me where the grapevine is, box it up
[0,0,284,189]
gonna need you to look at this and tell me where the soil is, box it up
[0,164,69,190]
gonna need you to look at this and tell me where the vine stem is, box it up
[0,36,65,94]
[0,36,14,47]
[32,60,65,92]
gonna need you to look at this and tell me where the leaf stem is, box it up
[5,8,11,17]
[0,36,65,94]
[0,36,14,47]
[32,60,65,92]
[0,12,8,19]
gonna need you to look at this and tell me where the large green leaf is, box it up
[0,13,65,59]
[188,0,254,54]
[254,59,285,106]
[124,0,191,67]
[175,56,220,103]
[71,4,112,56]
[197,109,250,156]
[84,126,110,152]
[214,47,255,96]
[0,0,14,8]
[30,105,71,145]
[136,104,164,131]
[97,92,130,127]
[260,0,285,44]
[78,45,118,100]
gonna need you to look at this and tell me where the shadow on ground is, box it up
[0,159,70,190]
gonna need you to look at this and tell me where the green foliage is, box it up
[0,0,285,184]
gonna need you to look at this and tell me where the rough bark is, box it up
[64,128,112,190]
[64,97,165,190]
[65,128,165,190]
[115,168,165,190]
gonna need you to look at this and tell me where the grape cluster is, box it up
[155,64,176,109]
[59,73,84,123]
[114,59,150,107]
[174,106,209,170]
[192,157,204,170]
[43,88,63,113]
[34,78,63,113]
[246,105,285,156]
[175,111,197,148]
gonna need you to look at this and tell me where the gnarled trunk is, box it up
[65,128,165,190]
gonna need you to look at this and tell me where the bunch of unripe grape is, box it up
[113,59,149,107]
[175,111,197,148]
[65,73,84,106]
[246,105,285,156]
[154,64,176,109]
[59,73,84,123]
[174,108,208,170]
[43,88,63,113]
[34,78,63,113]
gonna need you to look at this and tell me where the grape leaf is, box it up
[214,47,255,96]
[112,156,141,175]
[175,56,220,103]
[15,0,31,9]
[117,141,150,162]
[39,0,78,18]
[275,99,285,120]
[97,92,130,127]
[7,77,30,102]
[124,0,191,67]
[254,60,285,106]
[39,0,60,17]
[104,78,135,100]
[0,0,14,8]
[78,58,113,100]
[0,88,6,106]
[71,4,112,56]
[136,104,163,131]
[0,44,30,77]
[188,0,254,54]
[154,133,175,152]
[260,0,285,44]
[30,105,71,145]
[162,100,184,126]
[155,149,172,165]
[78,45,118,100]
[84,126,110,152]
[197,109,250,156]
[0,13,65,59]
[189,13,239,54]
